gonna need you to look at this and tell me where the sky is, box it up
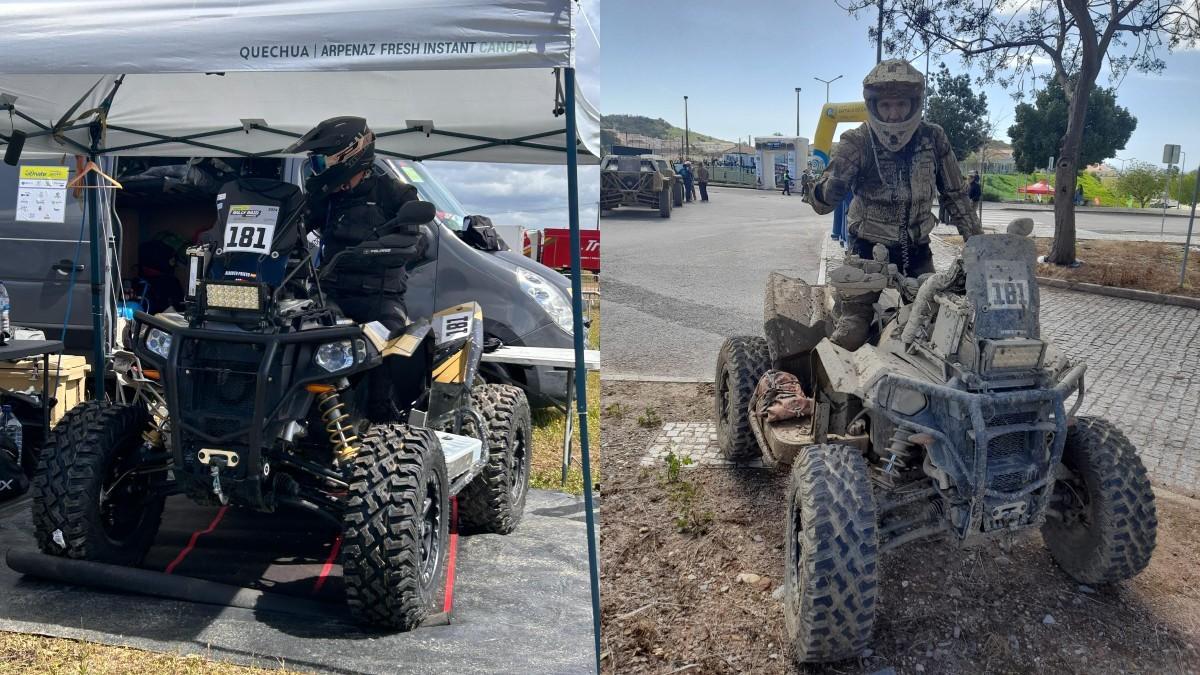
[602,0,1200,171]
[428,162,599,232]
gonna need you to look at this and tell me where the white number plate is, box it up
[223,204,279,254]
[986,279,1029,309]
[437,311,473,344]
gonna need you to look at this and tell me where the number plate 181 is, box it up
[984,261,1030,310]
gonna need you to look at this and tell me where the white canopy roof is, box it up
[0,0,599,164]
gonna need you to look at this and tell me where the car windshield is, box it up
[385,160,470,232]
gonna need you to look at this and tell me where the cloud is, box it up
[426,161,600,231]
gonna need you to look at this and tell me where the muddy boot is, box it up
[828,264,887,351]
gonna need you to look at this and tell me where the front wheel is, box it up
[784,444,878,663]
[31,401,166,566]
[658,187,672,218]
[1042,416,1157,584]
[459,384,532,534]
[342,424,449,630]
[715,336,771,462]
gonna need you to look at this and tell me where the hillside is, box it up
[601,114,729,144]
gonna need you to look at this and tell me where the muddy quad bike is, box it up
[715,218,1156,663]
[31,194,532,631]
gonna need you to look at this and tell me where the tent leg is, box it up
[86,145,106,400]
[563,66,601,673]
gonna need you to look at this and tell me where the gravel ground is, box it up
[600,380,1200,675]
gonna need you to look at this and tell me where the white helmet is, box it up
[863,59,925,152]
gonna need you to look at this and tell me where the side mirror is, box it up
[396,200,436,225]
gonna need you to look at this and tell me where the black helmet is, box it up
[285,116,376,196]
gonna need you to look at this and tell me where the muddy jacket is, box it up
[306,170,422,295]
[808,122,982,245]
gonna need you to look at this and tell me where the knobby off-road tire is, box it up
[1042,416,1157,585]
[459,384,532,534]
[673,181,684,207]
[784,443,878,663]
[658,187,672,218]
[715,336,772,462]
[32,401,165,566]
[342,424,449,630]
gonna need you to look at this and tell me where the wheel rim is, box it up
[418,475,443,588]
[1050,472,1092,530]
[717,365,734,431]
[98,438,152,545]
[510,428,529,504]
[788,494,804,585]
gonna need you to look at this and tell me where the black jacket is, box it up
[306,170,422,293]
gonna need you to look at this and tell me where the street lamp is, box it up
[683,95,689,161]
[814,75,843,104]
[794,87,801,136]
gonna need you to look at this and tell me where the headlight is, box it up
[890,387,927,416]
[315,340,355,372]
[205,282,262,310]
[515,269,573,334]
[983,339,1044,371]
[146,328,173,359]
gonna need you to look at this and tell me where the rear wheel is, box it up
[32,401,165,566]
[1042,416,1156,584]
[459,384,532,534]
[785,443,878,663]
[342,424,449,630]
[658,187,672,218]
[715,336,771,461]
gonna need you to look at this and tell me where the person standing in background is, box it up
[697,162,710,202]
[781,167,792,195]
[969,171,982,211]
[682,161,696,202]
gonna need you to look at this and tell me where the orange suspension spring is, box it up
[317,390,359,462]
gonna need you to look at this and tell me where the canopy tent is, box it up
[0,0,600,665]
[1018,180,1055,195]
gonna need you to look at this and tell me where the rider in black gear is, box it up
[286,116,427,420]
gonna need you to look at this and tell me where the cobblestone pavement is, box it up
[640,421,766,468]
[813,234,1200,495]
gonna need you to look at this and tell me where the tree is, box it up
[925,62,989,160]
[840,0,1200,265]
[1170,169,1198,206]
[1007,80,1136,174]
[1117,162,1165,207]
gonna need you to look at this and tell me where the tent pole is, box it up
[86,126,106,399]
[563,66,600,673]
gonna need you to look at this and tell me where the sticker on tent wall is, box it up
[16,166,68,223]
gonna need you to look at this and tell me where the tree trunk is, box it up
[1046,72,1096,265]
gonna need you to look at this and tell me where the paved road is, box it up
[980,203,1199,241]
[601,187,825,380]
[603,187,1200,493]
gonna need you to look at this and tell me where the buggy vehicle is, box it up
[600,154,676,218]
[714,218,1157,662]
[30,185,533,630]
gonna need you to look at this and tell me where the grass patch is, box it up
[1033,238,1200,297]
[981,172,1123,206]
[0,631,300,674]
[528,298,600,496]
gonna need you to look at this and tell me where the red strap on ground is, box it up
[312,534,343,595]
[442,496,459,614]
[164,505,228,575]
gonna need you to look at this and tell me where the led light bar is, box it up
[204,282,262,311]
[982,338,1045,372]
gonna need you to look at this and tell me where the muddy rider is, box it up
[806,59,982,348]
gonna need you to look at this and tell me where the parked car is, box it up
[0,155,578,404]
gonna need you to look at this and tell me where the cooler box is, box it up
[0,354,90,425]
[541,228,600,273]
